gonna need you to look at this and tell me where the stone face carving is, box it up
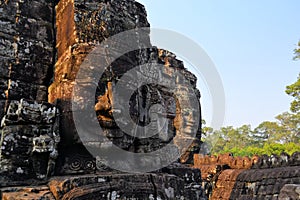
[1,0,300,199]
[0,99,60,186]
[0,0,206,199]
[48,0,202,175]
[48,0,154,173]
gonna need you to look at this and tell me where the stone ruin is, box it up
[0,0,205,199]
[193,153,300,199]
[0,0,300,199]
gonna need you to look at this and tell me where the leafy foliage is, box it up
[294,40,300,60]
[202,110,300,156]
[286,74,300,113]
[202,119,300,156]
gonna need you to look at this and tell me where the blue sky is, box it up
[137,0,300,129]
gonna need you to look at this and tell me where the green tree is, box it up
[275,112,300,144]
[201,120,213,137]
[236,125,253,148]
[294,40,300,60]
[252,121,282,145]
[204,125,253,155]
[286,74,300,113]
[203,130,224,155]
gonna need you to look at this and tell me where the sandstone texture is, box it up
[193,152,300,199]
[0,0,54,106]
[1,0,300,199]
[279,184,300,200]
[0,99,60,186]
[0,0,206,199]
[48,0,202,175]
[1,167,205,200]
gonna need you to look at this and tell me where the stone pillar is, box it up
[0,0,55,108]
[0,0,58,186]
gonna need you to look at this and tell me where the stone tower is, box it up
[0,0,206,199]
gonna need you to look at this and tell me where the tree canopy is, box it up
[294,40,300,60]
[286,74,300,113]
[202,113,300,156]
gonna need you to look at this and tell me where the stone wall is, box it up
[1,166,204,199]
[229,166,300,200]
[194,153,255,179]
[0,0,59,187]
[278,184,300,199]
[194,152,300,199]
[0,99,60,186]
[0,0,55,108]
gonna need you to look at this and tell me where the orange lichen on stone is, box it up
[211,169,245,200]
[194,153,255,169]
[251,154,259,165]
[1,187,54,200]
[216,153,234,165]
[193,153,255,181]
[55,0,76,57]
[95,82,114,121]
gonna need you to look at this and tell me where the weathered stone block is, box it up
[290,152,300,166]
[279,184,300,199]
[16,40,53,68]
[56,0,76,57]
[48,173,204,200]
[54,44,93,82]
[55,145,96,175]
[1,124,59,159]
[48,80,75,102]
[0,78,7,99]
[6,80,47,101]
[0,100,60,185]
[0,56,11,79]
[2,99,59,125]
[0,99,6,119]
[0,37,14,57]
[0,0,54,103]
[18,0,53,22]
[0,1,18,22]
